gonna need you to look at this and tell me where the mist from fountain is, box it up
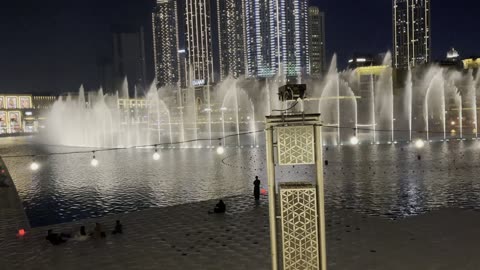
[221,82,255,146]
[374,53,394,143]
[405,69,413,141]
[315,55,341,145]
[43,52,480,148]
[466,71,478,138]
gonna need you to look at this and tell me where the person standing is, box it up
[253,176,261,201]
[112,220,123,235]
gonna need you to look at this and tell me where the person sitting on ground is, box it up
[73,226,88,241]
[112,220,123,235]
[208,199,226,214]
[46,229,67,245]
[90,223,106,239]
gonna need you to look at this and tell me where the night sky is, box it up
[0,0,478,94]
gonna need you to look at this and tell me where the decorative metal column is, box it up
[265,113,326,270]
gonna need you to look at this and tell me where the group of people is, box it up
[209,176,263,214]
[46,220,123,245]
[46,176,263,245]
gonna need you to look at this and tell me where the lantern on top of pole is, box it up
[265,83,327,270]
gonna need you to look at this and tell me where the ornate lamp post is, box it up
[265,84,326,270]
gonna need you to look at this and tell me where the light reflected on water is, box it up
[2,136,480,227]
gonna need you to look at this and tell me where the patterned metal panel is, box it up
[280,183,319,270]
[277,126,315,165]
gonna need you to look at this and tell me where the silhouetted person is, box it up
[46,229,66,245]
[215,200,226,213]
[112,220,123,235]
[0,176,9,187]
[74,226,88,241]
[253,176,261,200]
[0,169,9,188]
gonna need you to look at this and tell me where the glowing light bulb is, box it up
[30,162,39,171]
[91,158,99,167]
[216,146,225,155]
[415,139,425,149]
[153,152,160,160]
[350,136,359,145]
[17,229,26,237]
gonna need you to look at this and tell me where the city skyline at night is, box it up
[0,0,479,93]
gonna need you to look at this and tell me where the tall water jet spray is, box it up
[374,53,394,143]
[390,75,395,142]
[370,75,376,143]
[251,104,257,146]
[42,50,480,148]
[424,71,445,141]
[344,82,358,138]
[219,78,255,147]
[147,83,162,144]
[319,55,341,144]
[234,83,240,146]
[456,91,463,139]
[466,71,478,138]
[206,84,212,146]
[336,72,341,143]
[405,69,413,141]
[265,79,272,115]
[177,86,185,143]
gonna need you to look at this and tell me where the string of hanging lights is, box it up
[1,125,477,171]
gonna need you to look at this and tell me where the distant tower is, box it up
[278,0,310,81]
[185,0,215,86]
[308,6,326,78]
[393,0,431,69]
[217,0,246,80]
[446,48,460,61]
[152,0,181,88]
[244,0,309,81]
[244,0,278,78]
[112,26,148,95]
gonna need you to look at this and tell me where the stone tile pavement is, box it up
[0,157,31,265]
[2,192,480,270]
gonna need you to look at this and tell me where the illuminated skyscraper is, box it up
[308,6,326,77]
[278,0,310,80]
[217,0,246,79]
[393,0,431,69]
[152,0,181,88]
[244,0,309,80]
[185,0,215,86]
[244,0,277,78]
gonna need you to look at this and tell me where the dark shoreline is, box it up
[0,132,38,138]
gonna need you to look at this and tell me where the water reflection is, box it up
[2,137,480,227]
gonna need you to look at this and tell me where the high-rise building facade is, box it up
[112,26,147,94]
[244,0,278,78]
[393,0,431,69]
[244,0,309,80]
[185,0,215,86]
[279,0,310,80]
[217,0,246,79]
[152,0,181,88]
[308,6,326,77]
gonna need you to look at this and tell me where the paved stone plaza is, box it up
[2,184,480,270]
